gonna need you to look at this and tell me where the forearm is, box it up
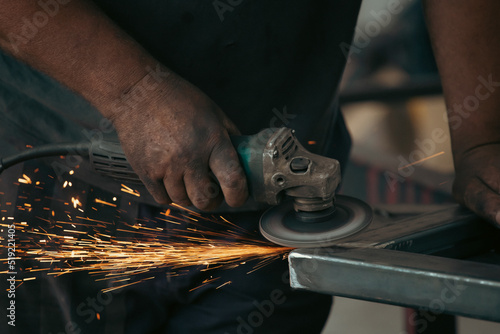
[0,0,172,119]
[423,0,500,163]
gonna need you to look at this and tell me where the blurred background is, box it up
[323,1,500,333]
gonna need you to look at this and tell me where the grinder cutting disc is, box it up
[260,195,372,248]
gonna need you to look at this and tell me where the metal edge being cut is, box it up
[259,195,373,248]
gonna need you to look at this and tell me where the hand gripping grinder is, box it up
[88,127,373,247]
[0,127,372,247]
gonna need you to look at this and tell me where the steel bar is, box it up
[289,247,500,322]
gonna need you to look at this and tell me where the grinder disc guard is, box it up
[260,195,372,247]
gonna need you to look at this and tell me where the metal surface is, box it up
[314,204,494,256]
[260,195,372,247]
[288,205,500,321]
[289,247,500,322]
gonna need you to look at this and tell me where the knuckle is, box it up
[185,160,205,176]
[223,172,246,191]
[191,197,211,211]
[202,181,221,199]
[192,181,221,210]
[208,130,226,145]
[210,135,233,157]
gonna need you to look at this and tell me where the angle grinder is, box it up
[0,127,372,247]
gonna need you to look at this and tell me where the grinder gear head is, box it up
[233,127,340,212]
[233,128,372,248]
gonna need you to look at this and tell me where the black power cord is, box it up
[0,143,91,174]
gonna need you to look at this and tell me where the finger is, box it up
[184,171,223,211]
[164,174,192,207]
[460,176,500,227]
[476,164,500,193]
[209,139,248,207]
[142,177,172,205]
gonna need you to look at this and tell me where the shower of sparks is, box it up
[1,167,293,293]
[3,215,291,292]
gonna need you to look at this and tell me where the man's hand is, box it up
[112,74,248,210]
[453,144,500,227]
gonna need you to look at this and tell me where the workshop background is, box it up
[322,1,500,333]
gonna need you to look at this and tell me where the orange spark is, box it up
[216,281,232,289]
[398,151,445,170]
[95,198,117,207]
[18,174,32,184]
[71,197,82,209]
[120,184,140,197]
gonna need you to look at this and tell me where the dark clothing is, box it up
[92,0,360,161]
[0,2,361,333]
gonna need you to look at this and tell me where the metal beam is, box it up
[289,247,500,322]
